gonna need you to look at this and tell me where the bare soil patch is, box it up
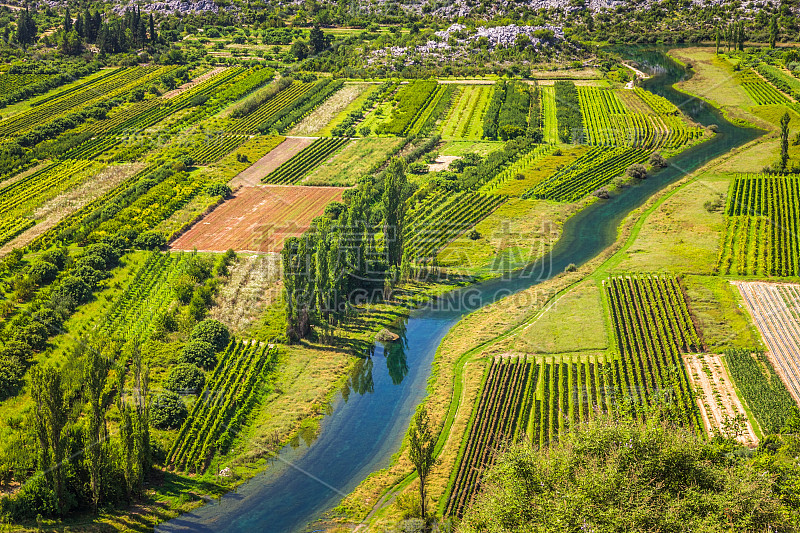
[163,66,228,99]
[169,185,345,253]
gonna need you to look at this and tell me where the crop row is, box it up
[0,66,171,136]
[263,137,350,184]
[445,357,536,518]
[725,348,798,435]
[226,81,315,134]
[406,84,447,136]
[579,87,701,149]
[375,80,439,136]
[479,143,554,194]
[755,63,800,101]
[0,159,101,246]
[0,73,50,95]
[167,340,277,473]
[734,281,800,424]
[404,190,506,261]
[441,85,492,139]
[717,174,800,276]
[739,69,789,105]
[97,252,188,342]
[634,87,679,115]
[189,134,249,164]
[524,146,650,202]
[330,81,395,136]
[605,274,702,430]
[554,81,584,143]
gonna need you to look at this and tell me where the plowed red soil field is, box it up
[170,185,345,253]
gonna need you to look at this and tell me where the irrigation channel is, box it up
[158,48,762,533]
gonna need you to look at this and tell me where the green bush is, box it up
[28,261,58,285]
[180,340,217,370]
[0,357,24,400]
[190,319,230,351]
[164,363,205,394]
[150,392,188,429]
[206,182,232,197]
[134,232,166,250]
[459,417,794,532]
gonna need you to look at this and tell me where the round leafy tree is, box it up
[0,357,24,401]
[190,320,230,352]
[180,340,217,370]
[28,261,58,285]
[150,391,188,429]
[165,363,205,394]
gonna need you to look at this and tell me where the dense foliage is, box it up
[459,417,798,532]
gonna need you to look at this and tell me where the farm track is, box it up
[229,137,314,187]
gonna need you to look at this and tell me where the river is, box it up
[158,47,761,533]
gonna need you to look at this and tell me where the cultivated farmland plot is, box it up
[717,173,800,277]
[734,281,800,405]
[440,85,493,140]
[683,352,758,445]
[170,185,346,253]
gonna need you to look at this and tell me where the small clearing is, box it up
[229,137,314,187]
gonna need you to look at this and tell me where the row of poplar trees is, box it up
[15,339,152,518]
[282,158,412,341]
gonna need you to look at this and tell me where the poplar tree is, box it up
[83,340,116,512]
[382,158,408,268]
[63,6,72,33]
[409,406,436,523]
[30,366,69,515]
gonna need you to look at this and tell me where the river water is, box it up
[158,48,761,533]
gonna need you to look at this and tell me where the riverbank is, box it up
[335,46,767,531]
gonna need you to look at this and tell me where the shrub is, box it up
[649,152,668,168]
[626,163,648,180]
[150,392,188,429]
[180,340,217,370]
[164,363,205,394]
[83,242,119,269]
[52,276,91,305]
[172,275,196,304]
[28,261,58,285]
[190,320,230,351]
[206,182,232,197]
[134,232,166,250]
[0,357,24,400]
[39,248,67,269]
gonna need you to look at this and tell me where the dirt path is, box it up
[229,137,314,187]
[684,353,758,446]
[163,66,228,99]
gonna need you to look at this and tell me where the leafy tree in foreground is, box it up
[459,417,794,533]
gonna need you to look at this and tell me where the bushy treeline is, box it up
[554,80,583,143]
[483,81,542,141]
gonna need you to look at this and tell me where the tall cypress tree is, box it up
[781,112,790,172]
[30,366,69,515]
[63,6,72,33]
[770,14,779,48]
[149,13,156,42]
